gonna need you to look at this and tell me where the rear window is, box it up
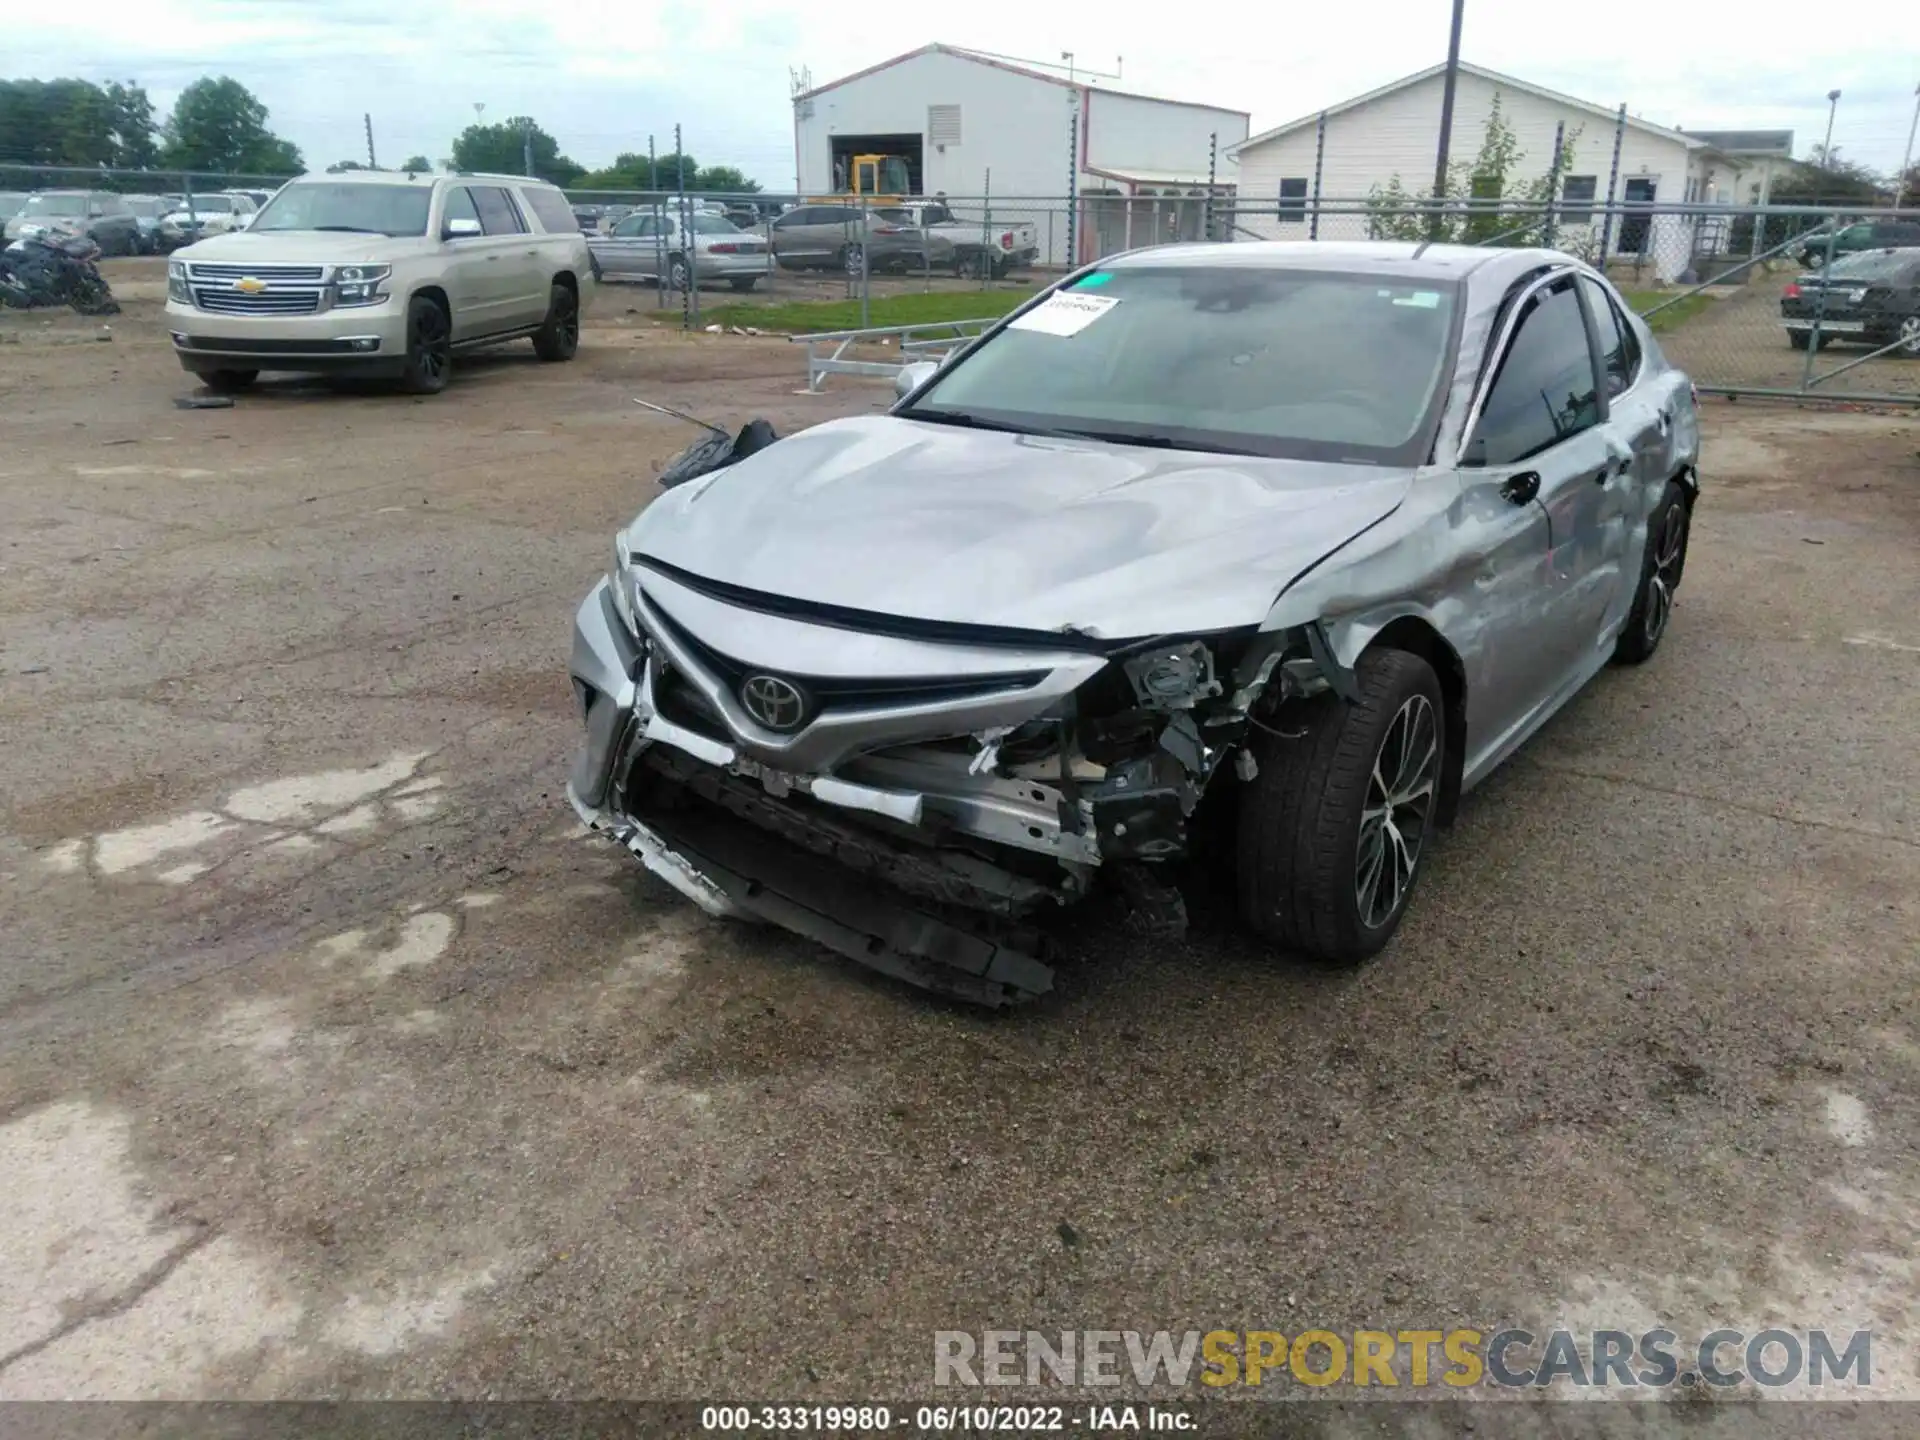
[520,186,579,234]
[1826,251,1919,282]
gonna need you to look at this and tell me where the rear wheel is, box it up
[1613,480,1691,665]
[1896,315,1920,357]
[728,276,759,293]
[1236,648,1444,964]
[531,282,579,362]
[841,244,865,276]
[667,254,692,292]
[199,369,257,394]
[400,295,451,395]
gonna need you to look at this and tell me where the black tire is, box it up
[728,276,758,293]
[532,281,579,362]
[1787,330,1812,351]
[200,369,258,394]
[400,294,451,395]
[1613,480,1691,665]
[841,244,865,276]
[1236,649,1444,964]
[666,254,692,292]
[1896,315,1920,357]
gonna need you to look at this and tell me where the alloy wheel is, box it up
[413,305,449,383]
[844,244,865,276]
[1899,316,1920,356]
[1356,694,1438,930]
[558,289,579,346]
[1643,502,1687,646]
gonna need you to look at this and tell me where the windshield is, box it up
[175,196,234,213]
[250,183,430,236]
[907,267,1461,464]
[690,215,742,235]
[124,198,166,218]
[25,194,88,217]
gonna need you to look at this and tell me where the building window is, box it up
[1558,175,1597,225]
[1277,177,1308,221]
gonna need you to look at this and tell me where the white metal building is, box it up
[792,44,1250,264]
[1229,62,1751,277]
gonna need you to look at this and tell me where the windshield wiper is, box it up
[304,225,392,234]
[897,408,1106,443]
[1051,428,1266,457]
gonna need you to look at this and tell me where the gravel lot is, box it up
[2,270,1917,1419]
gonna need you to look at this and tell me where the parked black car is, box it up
[1779,247,1920,354]
[1795,218,1920,268]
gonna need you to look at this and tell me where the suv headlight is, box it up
[167,260,190,303]
[332,264,392,307]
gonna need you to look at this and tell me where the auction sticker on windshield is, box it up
[1008,291,1121,337]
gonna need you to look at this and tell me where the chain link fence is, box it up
[7,161,1915,403]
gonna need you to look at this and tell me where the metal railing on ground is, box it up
[792,318,999,393]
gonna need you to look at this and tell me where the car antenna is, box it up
[631,397,729,439]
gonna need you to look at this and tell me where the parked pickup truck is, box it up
[878,202,1039,278]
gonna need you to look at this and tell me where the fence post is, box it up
[1596,103,1626,271]
[675,126,693,330]
[1204,131,1217,242]
[1542,120,1564,250]
[1309,110,1327,240]
[981,169,992,290]
[1801,217,1841,393]
[1066,91,1080,269]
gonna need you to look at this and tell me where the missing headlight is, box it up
[1122,641,1221,710]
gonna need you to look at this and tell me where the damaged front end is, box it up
[566,551,1340,1005]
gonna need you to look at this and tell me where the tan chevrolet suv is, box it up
[163,170,598,395]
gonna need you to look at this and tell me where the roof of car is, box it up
[283,170,560,188]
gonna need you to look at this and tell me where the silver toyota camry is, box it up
[568,241,1701,1005]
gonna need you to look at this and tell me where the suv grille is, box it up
[193,287,323,315]
[188,263,326,283]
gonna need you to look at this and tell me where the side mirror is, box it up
[894,360,938,400]
[444,217,482,239]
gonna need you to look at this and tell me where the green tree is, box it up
[696,165,758,194]
[326,159,367,173]
[162,77,302,175]
[104,82,158,168]
[400,154,432,174]
[450,117,582,186]
[575,151,759,193]
[1364,93,1577,247]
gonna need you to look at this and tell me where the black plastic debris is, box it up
[0,235,119,315]
[634,397,779,490]
[174,394,236,410]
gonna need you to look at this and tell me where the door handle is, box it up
[1500,471,1540,505]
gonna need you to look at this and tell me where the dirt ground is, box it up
[2,270,1919,1422]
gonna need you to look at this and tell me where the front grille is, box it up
[647,601,1044,715]
[193,287,323,316]
[188,263,326,283]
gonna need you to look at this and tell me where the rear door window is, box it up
[518,185,578,235]
[470,186,526,236]
[443,187,481,232]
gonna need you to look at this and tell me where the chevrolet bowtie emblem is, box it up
[233,277,267,293]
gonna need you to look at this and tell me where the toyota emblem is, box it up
[740,673,807,731]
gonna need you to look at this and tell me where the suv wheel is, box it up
[400,295,451,394]
[532,282,579,362]
[1236,649,1444,964]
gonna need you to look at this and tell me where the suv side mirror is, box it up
[444,217,482,239]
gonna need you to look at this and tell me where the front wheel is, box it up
[666,255,692,292]
[841,244,865,276]
[399,295,451,395]
[531,281,579,362]
[1612,480,1691,665]
[1236,648,1445,964]
[1895,315,1920,357]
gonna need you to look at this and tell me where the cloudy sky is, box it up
[17,0,1920,182]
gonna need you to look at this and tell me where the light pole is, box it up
[1895,82,1919,210]
[1431,0,1466,237]
[1820,89,1840,167]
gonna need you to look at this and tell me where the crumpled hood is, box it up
[629,415,1413,640]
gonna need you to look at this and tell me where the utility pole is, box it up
[1894,82,1919,209]
[522,118,534,178]
[364,113,377,169]
[1820,89,1841,168]
[1431,0,1466,232]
